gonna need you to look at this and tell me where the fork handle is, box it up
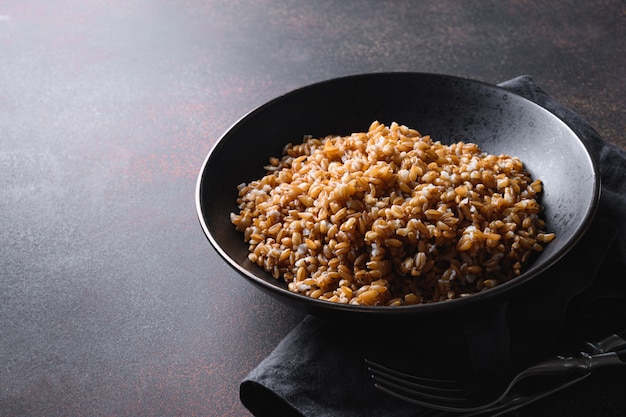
[522,347,626,377]
[569,347,626,371]
[589,347,626,368]
[585,329,626,353]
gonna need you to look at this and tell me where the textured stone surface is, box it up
[0,1,624,416]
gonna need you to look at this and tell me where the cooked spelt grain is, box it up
[231,121,555,306]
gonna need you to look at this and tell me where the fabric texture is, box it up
[239,76,626,417]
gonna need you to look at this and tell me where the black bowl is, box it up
[196,72,599,320]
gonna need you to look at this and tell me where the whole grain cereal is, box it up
[230,121,555,306]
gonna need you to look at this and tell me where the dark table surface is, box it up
[1,1,625,416]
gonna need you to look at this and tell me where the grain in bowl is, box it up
[230,121,555,306]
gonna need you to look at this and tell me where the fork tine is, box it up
[365,359,469,405]
[365,359,461,393]
[372,376,469,405]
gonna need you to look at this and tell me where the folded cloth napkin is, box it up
[240,76,626,417]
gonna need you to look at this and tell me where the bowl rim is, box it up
[195,71,601,315]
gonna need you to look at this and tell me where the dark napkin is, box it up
[240,76,626,417]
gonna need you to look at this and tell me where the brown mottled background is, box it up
[1,0,624,416]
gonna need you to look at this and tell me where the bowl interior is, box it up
[196,73,599,317]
